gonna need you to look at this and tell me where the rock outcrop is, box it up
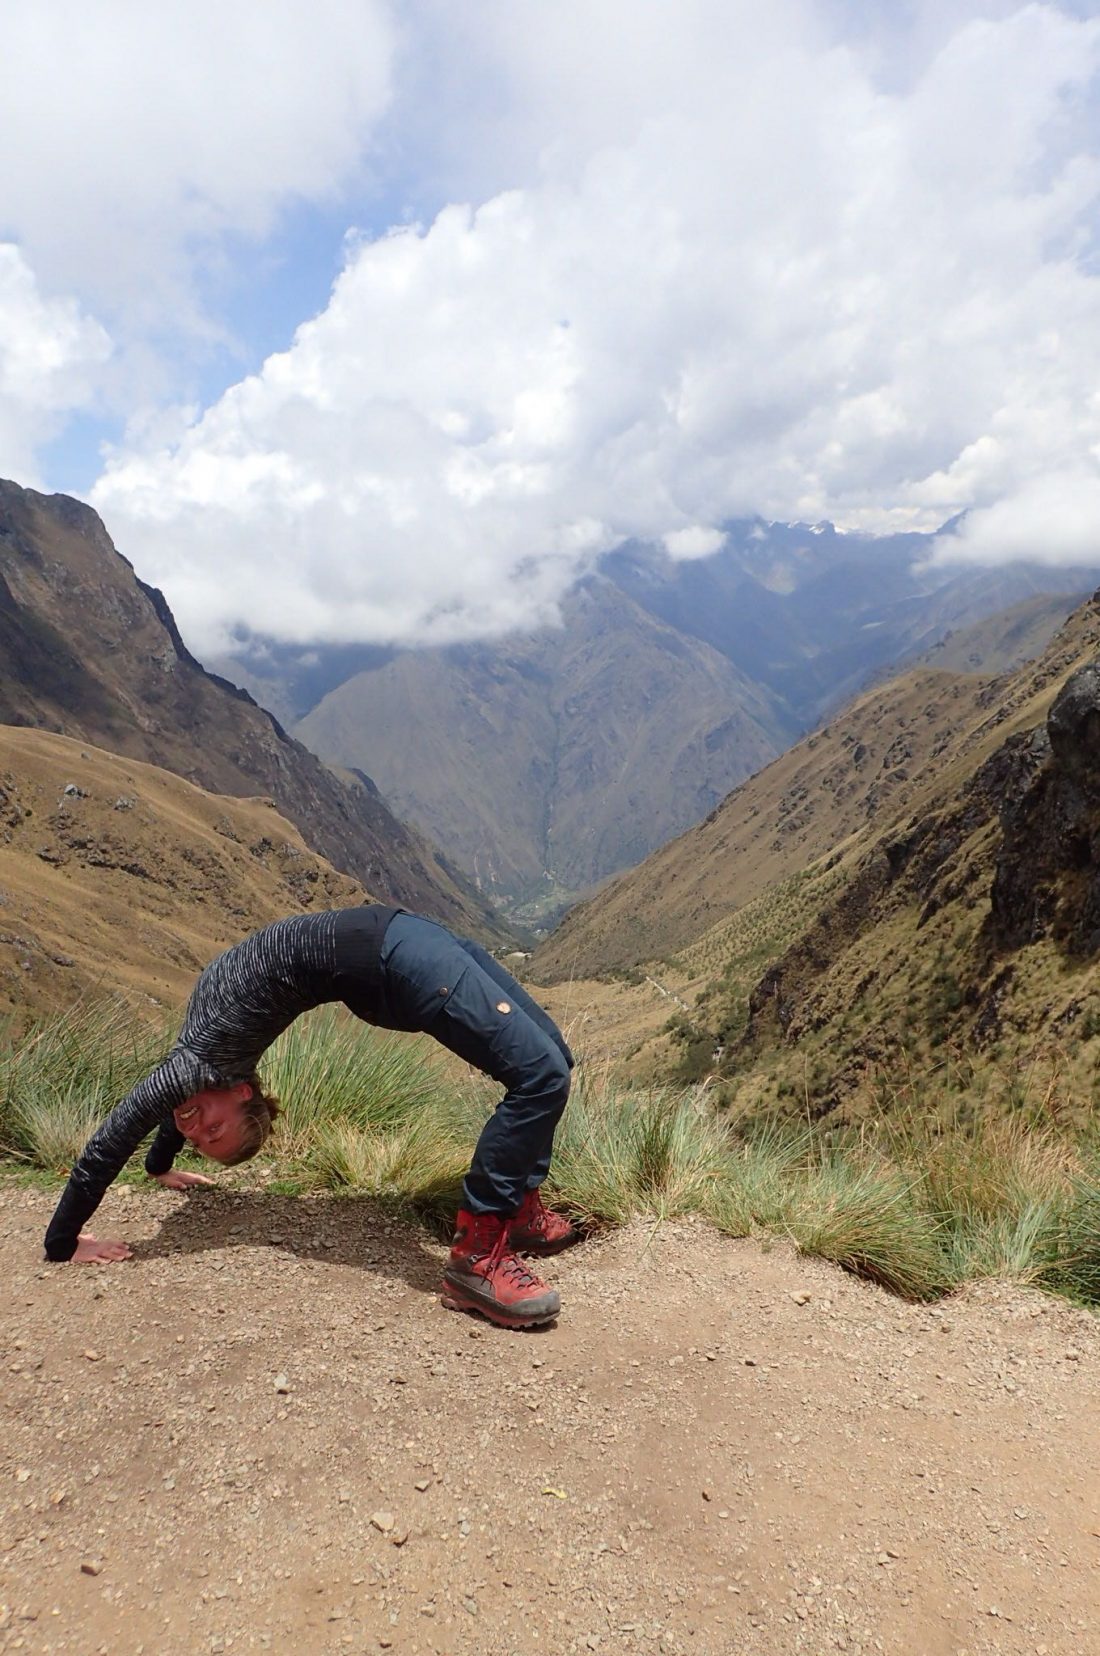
[990,661,1100,955]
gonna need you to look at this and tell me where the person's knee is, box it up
[526,1042,571,1108]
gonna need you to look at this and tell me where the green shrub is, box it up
[785,1161,950,1301]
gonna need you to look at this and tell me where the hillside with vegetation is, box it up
[537,664,1006,977]
[0,725,364,1025]
[0,479,505,941]
[535,593,1100,1125]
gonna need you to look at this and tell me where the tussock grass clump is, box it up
[784,1162,949,1301]
[259,1009,489,1226]
[0,998,167,1170]
[697,1122,803,1238]
[260,1008,451,1160]
[309,1119,468,1217]
[861,1107,1099,1297]
[550,1080,736,1225]
[3,1001,1100,1310]
[1031,1179,1100,1304]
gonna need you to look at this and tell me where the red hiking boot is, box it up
[441,1210,560,1329]
[509,1187,579,1255]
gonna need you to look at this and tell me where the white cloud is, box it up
[76,1,1100,650]
[0,245,112,483]
[930,471,1100,567]
[664,527,728,561]
[0,0,397,328]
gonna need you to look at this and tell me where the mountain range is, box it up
[218,518,1097,925]
[2,472,1099,1132]
[296,577,785,924]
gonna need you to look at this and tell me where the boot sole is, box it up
[440,1278,560,1329]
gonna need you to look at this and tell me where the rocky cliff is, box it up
[729,599,1100,1114]
[989,663,1100,957]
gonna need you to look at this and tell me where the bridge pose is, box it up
[44,905,578,1327]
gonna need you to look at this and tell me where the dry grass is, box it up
[5,1003,1100,1307]
[0,997,167,1169]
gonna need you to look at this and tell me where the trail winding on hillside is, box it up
[2,1187,1098,1656]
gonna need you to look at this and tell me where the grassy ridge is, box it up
[2,1002,1099,1307]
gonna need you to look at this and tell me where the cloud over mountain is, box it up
[3,3,1099,651]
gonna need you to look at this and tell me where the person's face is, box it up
[173,1082,253,1162]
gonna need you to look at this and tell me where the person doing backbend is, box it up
[43,905,578,1328]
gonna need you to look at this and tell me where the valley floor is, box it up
[1,1188,1098,1656]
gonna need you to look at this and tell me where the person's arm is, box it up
[44,1057,194,1261]
[142,1118,216,1191]
[144,1120,185,1176]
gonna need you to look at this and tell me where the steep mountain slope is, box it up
[0,726,364,1024]
[536,592,1100,1116]
[604,523,1100,725]
[723,612,1100,1116]
[904,589,1090,676]
[539,594,1100,980]
[0,480,504,940]
[296,578,784,920]
[534,664,1001,977]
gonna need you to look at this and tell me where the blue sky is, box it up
[3,1,1100,656]
[41,196,368,496]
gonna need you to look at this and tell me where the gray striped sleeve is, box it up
[43,909,344,1261]
[43,1051,203,1260]
[144,1120,186,1176]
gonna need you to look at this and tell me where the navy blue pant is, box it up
[379,913,574,1215]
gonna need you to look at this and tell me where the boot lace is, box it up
[526,1193,550,1235]
[514,1190,551,1235]
[484,1223,545,1289]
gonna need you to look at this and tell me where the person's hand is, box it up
[72,1234,133,1263]
[150,1170,216,1190]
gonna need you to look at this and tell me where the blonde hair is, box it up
[220,1083,280,1166]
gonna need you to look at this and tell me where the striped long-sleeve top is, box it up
[44,910,347,1261]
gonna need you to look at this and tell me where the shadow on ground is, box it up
[137,1188,447,1294]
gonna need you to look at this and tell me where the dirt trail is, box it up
[2,1185,1099,1656]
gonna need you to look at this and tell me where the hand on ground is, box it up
[150,1171,216,1190]
[72,1234,133,1263]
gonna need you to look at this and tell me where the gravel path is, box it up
[2,1185,1098,1655]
